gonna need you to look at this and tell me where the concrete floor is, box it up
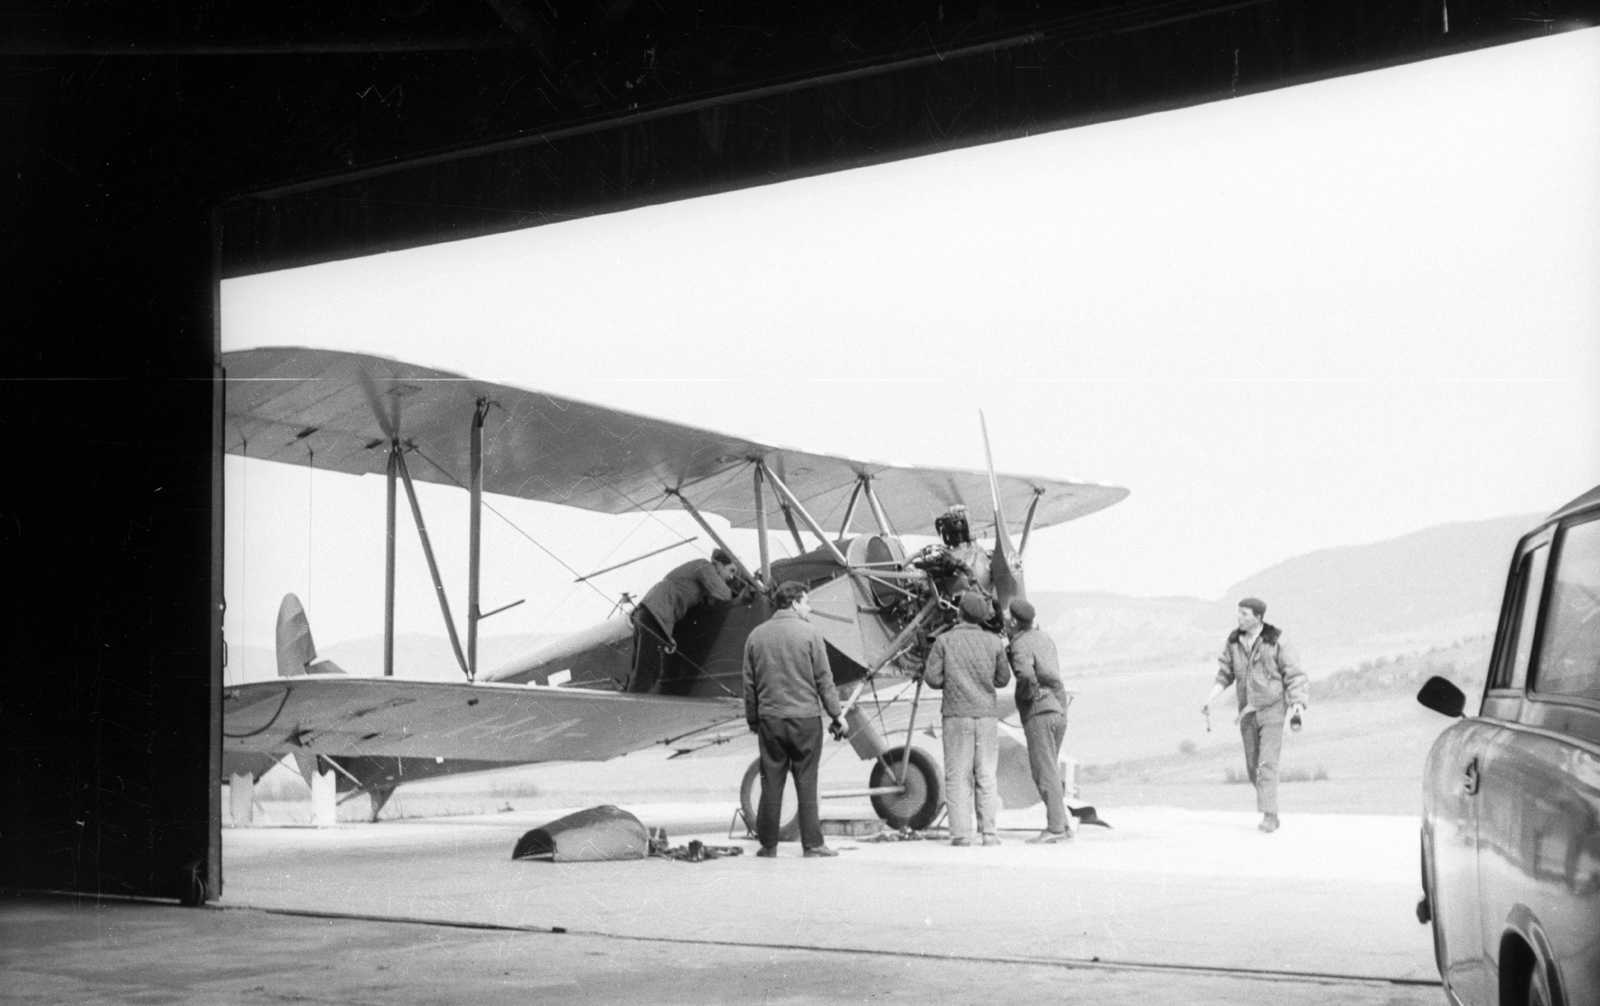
[3,803,1449,1005]
[3,896,1442,1006]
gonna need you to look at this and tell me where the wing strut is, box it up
[775,493,807,554]
[396,448,472,681]
[384,443,398,677]
[667,488,756,587]
[863,477,897,536]
[752,464,771,584]
[836,478,863,541]
[467,398,488,680]
[758,463,849,567]
[1017,488,1045,561]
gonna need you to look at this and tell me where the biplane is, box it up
[222,347,1128,829]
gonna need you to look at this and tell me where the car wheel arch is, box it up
[1497,909,1565,1006]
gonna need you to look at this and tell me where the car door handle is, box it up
[1463,756,1480,796]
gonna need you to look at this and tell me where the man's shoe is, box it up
[950,837,972,847]
[982,835,1003,847]
[1259,814,1280,833]
[755,846,778,858]
[802,845,838,858]
[1026,830,1071,844]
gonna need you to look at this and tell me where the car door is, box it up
[1428,712,1499,1003]
[1429,534,1550,1003]
[1478,514,1600,1003]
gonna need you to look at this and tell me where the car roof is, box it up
[1546,483,1600,524]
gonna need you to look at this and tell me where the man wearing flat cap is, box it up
[923,591,1012,846]
[628,548,743,693]
[1008,599,1072,843]
[1203,597,1308,833]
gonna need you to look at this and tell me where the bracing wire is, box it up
[305,444,314,612]
[407,449,753,697]
[409,446,618,609]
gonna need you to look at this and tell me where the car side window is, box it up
[1490,544,1549,691]
[1532,516,1600,702]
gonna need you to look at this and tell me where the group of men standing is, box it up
[741,580,1073,855]
[922,591,1072,846]
[649,550,1309,854]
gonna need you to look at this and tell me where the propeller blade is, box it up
[978,411,1025,612]
[979,410,1015,561]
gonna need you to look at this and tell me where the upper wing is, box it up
[224,346,1127,535]
[223,676,742,762]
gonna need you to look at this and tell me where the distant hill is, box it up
[1029,512,1538,674]
[1025,592,1225,671]
[1222,513,1538,652]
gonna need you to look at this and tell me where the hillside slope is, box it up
[1223,513,1537,649]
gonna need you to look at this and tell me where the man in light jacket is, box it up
[924,591,1012,847]
[742,581,844,858]
[1203,597,1309,833]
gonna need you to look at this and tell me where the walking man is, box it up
[1008,599,1072,843]
[924,591,1012,846]
[1203,597,1308,833]
[742,581,845,858]
[629,548,742,693]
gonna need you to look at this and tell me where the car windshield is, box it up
[1534,515,1600,702]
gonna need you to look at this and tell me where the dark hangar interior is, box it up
[3,1,1593,902]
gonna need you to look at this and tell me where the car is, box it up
[1416,484,1600,1006]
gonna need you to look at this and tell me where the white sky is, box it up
[222,29,1600,657]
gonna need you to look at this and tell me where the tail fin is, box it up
[275,593,345,677]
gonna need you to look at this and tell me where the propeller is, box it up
[979,411,1025,616]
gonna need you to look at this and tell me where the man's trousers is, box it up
[1239,703,1286,815]
[1023,711,1068,834]
[756,716,825,850]
[627,608,670,693]
[942,716,999,841]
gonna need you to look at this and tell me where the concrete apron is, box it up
[220,803,1438,983]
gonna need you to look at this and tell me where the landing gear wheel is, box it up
[870,747,942,831]
[739,757,799,842]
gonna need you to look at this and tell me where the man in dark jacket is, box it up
[924,591,1012,846]
[742,580,844,858]
[1203,597,1309,833]
[1008,599,1072,843]
[627,548,740,693]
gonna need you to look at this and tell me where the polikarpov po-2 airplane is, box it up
[222,347,1128,830]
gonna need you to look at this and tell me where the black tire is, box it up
[1528,957,1554,1006]
[869,746,942,831]
[739,757,799,842]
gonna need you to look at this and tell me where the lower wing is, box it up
[223,676,742,763]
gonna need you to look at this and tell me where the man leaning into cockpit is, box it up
[627,548,741,693]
